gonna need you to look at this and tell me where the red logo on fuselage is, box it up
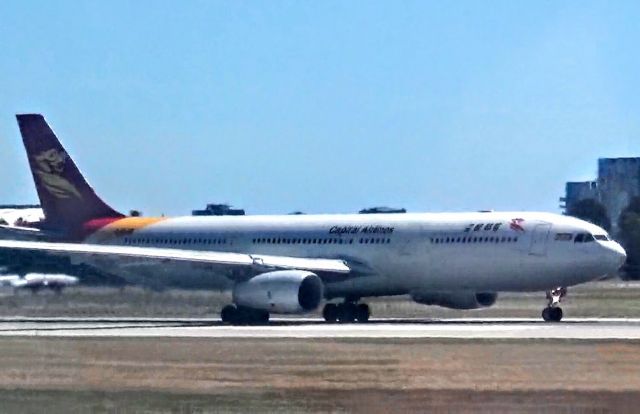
[510,218,525,232]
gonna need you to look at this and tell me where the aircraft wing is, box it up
[0,240,351,275]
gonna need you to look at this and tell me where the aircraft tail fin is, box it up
[16,114,124,233]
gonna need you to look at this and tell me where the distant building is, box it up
[359,206,407,214]
[561,157,640,235]
[192,204,246,216]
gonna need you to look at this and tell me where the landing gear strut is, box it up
[322,302,370,323]
[220,304,269,325]
[542,287,566,322]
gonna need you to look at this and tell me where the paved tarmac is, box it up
[0,317,640,339]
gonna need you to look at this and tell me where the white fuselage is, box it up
[83,211,626,298]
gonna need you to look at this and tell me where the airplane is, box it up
[0,114,627,324]
[0,206,47,241]
[0,206,44,226]
[0,273,79,293]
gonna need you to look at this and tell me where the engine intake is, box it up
[233,270,324,314]
[411,291,497,310]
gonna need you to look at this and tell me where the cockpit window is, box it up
[594,234,609,241]
[574,233,595,243]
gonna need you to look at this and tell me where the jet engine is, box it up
[411,291,497,310]
[233,270,324,314]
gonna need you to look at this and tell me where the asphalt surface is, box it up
[0,317,640,339]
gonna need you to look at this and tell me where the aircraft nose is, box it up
[609,242,627,269]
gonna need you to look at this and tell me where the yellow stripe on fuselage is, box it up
[89,217,167,243]
[104,217,166,231]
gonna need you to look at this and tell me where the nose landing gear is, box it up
[542,287,567,322]
[322,302,370,323]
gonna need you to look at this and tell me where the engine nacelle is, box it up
[411,291,497,310]
[233,270,324,314]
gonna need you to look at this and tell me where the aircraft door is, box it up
[529,223,552,256]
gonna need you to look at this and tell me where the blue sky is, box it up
[1,1,639,216]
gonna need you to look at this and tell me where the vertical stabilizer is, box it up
[16,114,123,233]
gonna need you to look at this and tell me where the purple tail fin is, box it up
[16,114,123,233]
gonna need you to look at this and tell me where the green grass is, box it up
[0,279,639,319]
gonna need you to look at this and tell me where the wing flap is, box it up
[0,240,351,274]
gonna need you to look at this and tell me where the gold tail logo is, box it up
[34,149,83,200]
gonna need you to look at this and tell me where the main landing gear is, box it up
[542,287,567,322]
[322,302,371,323]
[220,304,269,325]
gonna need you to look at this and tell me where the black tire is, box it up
[323,303,339,323]
[221,305,238,324]
[542,307,563,322]
[338,303,357,323]
[253,310,270,324]
[356,303,370,323]
[552,307,563,322]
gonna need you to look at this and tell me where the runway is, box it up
[1,317,640,339]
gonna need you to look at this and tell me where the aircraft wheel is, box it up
[542,307,563,322]
[552,307,563,322]
[338,303,357,323]
[356,303,370,323]
[223,306,269,325]
[323,303,339,323]
[252,309,270,324]
[221,304,238,324]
